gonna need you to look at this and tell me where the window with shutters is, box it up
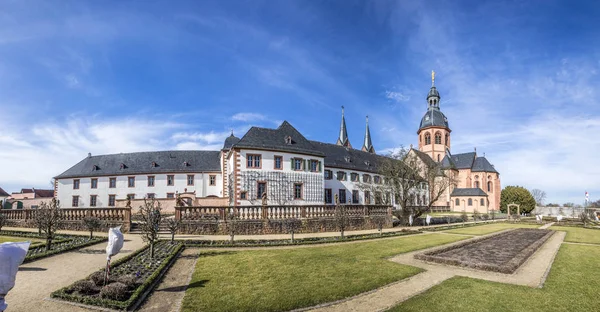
[91,178,98,189]
[310,160,318,172]
[274,155,283,169]
[324,189,332,204]
[363,174,371,183]
[294,183,303,200]
[257,182,266,199]
[90,195,97,207]
[324,170,333,180]
[337,171,346,181]
[293,158,303,171]
[374,176,381,184]
[351,173,359,182]
[247,154,262,168]
[108,195,116,207]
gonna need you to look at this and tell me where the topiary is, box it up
[100,282,129,301]
[72,280,99,295]
[116,275,138,290]
[90,271,107,286]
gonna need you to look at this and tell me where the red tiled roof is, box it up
[34,189,54,198]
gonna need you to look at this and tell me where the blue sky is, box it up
[1,0,599,204]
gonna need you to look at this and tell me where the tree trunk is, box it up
[90,230,93,240]
[291,231,295,244]
[150,241,155,258]
[379,227,383,236]
[46,237,52,252]
[340,229,344,240]
[171,232,175,243]
[230,233,234,244]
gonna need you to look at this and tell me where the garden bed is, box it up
[182,229,420,248]
[51,241,184,311]
[415,228,554,273]
[0,230,107,263]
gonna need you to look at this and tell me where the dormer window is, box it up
[364,160,370,166]
[285,136,292,145]
[151,161,157,168]
[344,156,351,163]
[183,161,189,167]
[120,163,126,170]
[92,165,99,171]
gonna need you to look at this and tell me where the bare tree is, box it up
[334,204,349,239]
[226,209,238,244]
[138,197,162,258]
[165,218,181,243]
[82,216,101,239]
[370,215,387,236]
[0,213,6,231]
[530,189,546,206]
[283,218,302,243]
[38,198,61,252]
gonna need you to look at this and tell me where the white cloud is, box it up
[385,90,410,102]
[231,112,267,122]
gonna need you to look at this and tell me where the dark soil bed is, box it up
[415,228,554,273]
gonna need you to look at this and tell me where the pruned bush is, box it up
[482,214,489,221]
[460,212,469,223]
[72,280,99,295]
[82,216,101,239]
[0,213,6,231]
[100,282,129,301]
[117,275,138,290]
[90,271,107,286]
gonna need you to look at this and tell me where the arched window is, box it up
[425,133,431,145]
[422,195,426,205]
[435,132,442,144]
[468,198,473,206]
[480,198,485,206]
[445,134,449,146]
[455,198,460,206]
[487,181,492,192]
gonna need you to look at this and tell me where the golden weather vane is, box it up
[431,70,435,86]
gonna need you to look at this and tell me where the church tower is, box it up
[417,71,451,162]
[336,106,352,148]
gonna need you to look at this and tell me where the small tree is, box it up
[472,210,480,223]
[579,212,590,227]
[371,215,387,236]
[283,218,302,243]
[82,216,101,239]
[334,204,349,239]
[138,197,162,258]
[38,198,61,252]
[460,211,468,225]
[166,218,181,243]
[490,208,496,220]
[227,209,238,244]
[0,213,6,231]
[530,189,547,206]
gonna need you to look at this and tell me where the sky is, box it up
[1,0,599,204]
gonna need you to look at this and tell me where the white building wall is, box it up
[56,172,223,208]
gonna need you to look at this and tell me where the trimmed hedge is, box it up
[51,241,184,311]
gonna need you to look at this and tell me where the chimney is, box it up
[88,152,92,158]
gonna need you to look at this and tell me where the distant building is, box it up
[0,187,9,207]
[6,188,54,209]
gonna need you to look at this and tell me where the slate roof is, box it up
[55,150,222,179]
[449,152,476,169]
[419,108,449,131]
[410,149,437,167]
[0,187,9,197]
[223,134,240,150]
[472,156,498,173]
[451,188,488,197]
[309,141,388,173]
[233,121,324,156]
[440,154,456,170]
[427,86,440,99]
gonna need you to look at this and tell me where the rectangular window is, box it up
[147,193,155,199]
[167,175,174,186]
[72,196,79,207]
[294,158,303,170]
[247,154,261,168]
[274,156,283,169]
[324,170,332,180]
[108,195,116,207]
[73,179,80,189]
[352,190,359,204]
[127,194,135,200]
[166,193,174,199]
[90,195,97,207]
[351,173,359,182]
[310,160,318,172]
[374,176,381,184]
[128,176,135,187]
[240,191,247,200]
[363,174,371,183]
[324,189,332,204]
[337,171,346,181]
[187,175,194,186]
[109,177,116,188]
[91,178,98,189]
[338,189,346,204]
[294,183,303,200]
[257,182,266,199]
[209,175,216,186]
[365,191,371,204]
[375,192,382,205]
[147,176,155,187]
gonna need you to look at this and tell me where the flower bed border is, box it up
[423,221,503,232]
[51,242,184,311]
[182,229,421,248]
[0,230,107,263]
[415,228,555,274]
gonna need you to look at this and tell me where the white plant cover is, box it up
[409,215,413,226]
[105,226,124,260]
[556,215,563,222]
[426,214,432,225]
[595,214,599,222]
[0,241,30,311]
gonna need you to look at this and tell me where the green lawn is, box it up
[0,236,43,244]
[550,226,600,244]
[441,223,540,235]
[181,234,465,312]
[389,244,600,312]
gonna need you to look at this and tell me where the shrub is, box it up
[0,214,6,231]
[100,282,129,301]
[482,214,489,221]
[472,211,481,221]
[460,212,469,223]
[82,216,101,239]
[117,275,138,290]
[72,280,98,295]
[90,271,107,286]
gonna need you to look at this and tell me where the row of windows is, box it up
[246,154,321,172]
[239,182,304,200]
[323,189,390,205]
[324,170,383,183]
[454,198,486,206]
[71,193,178,207]
[422,132,449,146]
[72,175,217,190]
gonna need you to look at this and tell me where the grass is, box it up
[549,226,600,244]
[0,235,44,245]
[181,233,465,312]
[389,243,600,311]
[441,223,539,235]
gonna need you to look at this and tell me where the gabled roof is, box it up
[472,157,498,173]
[55,150,221,179]
[410,148,437,167]
[449,152,476,169]
[20,188,34,194]
[34,189,54,198]
[233,121,324,156]
[440,154,457,170]
[0,187,9,197]
[309,141,386,173]
[451,188,488,197]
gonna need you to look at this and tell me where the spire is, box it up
[432,70,435,87]
[361,115,375,153]
[336,106,351,148]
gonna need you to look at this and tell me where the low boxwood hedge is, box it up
[51,241,184,311]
